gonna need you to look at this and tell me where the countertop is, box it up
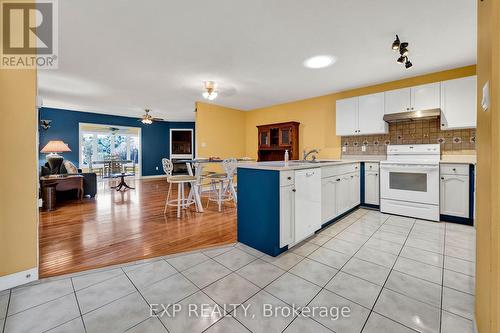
[238,154,476,171]
[237,160,364,171]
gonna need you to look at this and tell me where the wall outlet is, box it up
[342,146,347,152]
[361,145,366,152]
[155,166,159,171]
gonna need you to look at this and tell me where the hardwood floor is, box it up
[39,178,237,278]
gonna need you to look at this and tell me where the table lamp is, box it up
[41,141,72,172]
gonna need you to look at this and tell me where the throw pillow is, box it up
[64,160,79,174]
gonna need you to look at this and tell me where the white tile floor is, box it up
[0,209,476,333]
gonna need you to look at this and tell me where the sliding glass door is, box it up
[79,124,141,176]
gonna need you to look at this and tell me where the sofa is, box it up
[40,159,97,198]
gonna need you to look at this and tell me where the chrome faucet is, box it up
[303,149,319,161]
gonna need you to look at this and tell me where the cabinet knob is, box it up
[375,173,378,176]
[452,168,456,171]
[406,108,409,111]
[287,176,292,180]
[351,175,354,178]
[292,188,296,192]
[441,177,445,180]
[336,178,341,182]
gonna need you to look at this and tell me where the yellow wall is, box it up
[244,65,476,159]
[0,69,39,276]
[476,0,500,332]
[245,95,340,159]
[195,102,247,158]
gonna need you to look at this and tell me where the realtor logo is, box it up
[1,0,58,69]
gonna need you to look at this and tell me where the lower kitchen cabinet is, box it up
[364,170,380,205]
[439,163,474,225]
[321,164,360,224]
[440,174,469,218]
[279,184,295,247]
[321,177,338,224]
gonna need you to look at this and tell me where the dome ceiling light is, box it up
[303,55,336,69]
[392,34,413,69]
[202,81,218,101]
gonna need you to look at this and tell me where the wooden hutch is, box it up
[257,121,300,161]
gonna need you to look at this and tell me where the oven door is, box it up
[380,163,439,205]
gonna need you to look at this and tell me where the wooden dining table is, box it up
[91,159,132,178]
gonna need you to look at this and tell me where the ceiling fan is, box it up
[138,109,163,125]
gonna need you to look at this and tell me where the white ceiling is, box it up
[38,0,477,121]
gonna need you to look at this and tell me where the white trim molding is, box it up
[0,268,38,291]
[140,175,168,179]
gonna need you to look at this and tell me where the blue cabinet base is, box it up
[237,168,288,257]
[440,214,473,226]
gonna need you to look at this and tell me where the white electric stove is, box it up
[380,144,440,221]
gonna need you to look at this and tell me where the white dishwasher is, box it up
[294,168,322,243]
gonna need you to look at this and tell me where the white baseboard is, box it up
[140,175,167,179]
[0,268,38,291]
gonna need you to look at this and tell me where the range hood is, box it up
[383,108,441,123]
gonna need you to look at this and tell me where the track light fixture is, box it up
[392,35,400,50]
[392,35,413,69]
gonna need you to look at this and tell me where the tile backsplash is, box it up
[342,119,476,155]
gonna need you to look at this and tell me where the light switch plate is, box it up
[482,81,490,111]
[342,146,347,152]
[361,145,366,152]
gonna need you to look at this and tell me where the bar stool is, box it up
[207,158,238,212]
[162,158,200,218]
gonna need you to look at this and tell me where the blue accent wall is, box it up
[39,107,195,176]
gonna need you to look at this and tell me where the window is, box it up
[79,124,141,175]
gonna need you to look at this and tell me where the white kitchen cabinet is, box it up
[412,82,441,111]
[335,175,350,215]
[279,184,295,247]
[321,177,336,224]
[385,83,440,114]
[348,172,360,208]
[336,94,387,136]
[358,93,388,135]
[364,171,380,205]
[440,174,469,218]
[384,88,412,114]
[440,76,477,129]
[294,169,322,242]
[336,97,358,136]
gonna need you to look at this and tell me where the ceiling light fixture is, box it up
[202,81,218,101]
[391,35,401,50]
[405,58,413,69]
[392,35,413,69]
[303,55,336,69]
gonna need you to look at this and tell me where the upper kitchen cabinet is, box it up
[411,82,441,111]
[385,83,441,114]
[336,93,387,136]
[440,76,477,129]
[384,87,412,114]
[358,93,388,135]
[336,97,358,136]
